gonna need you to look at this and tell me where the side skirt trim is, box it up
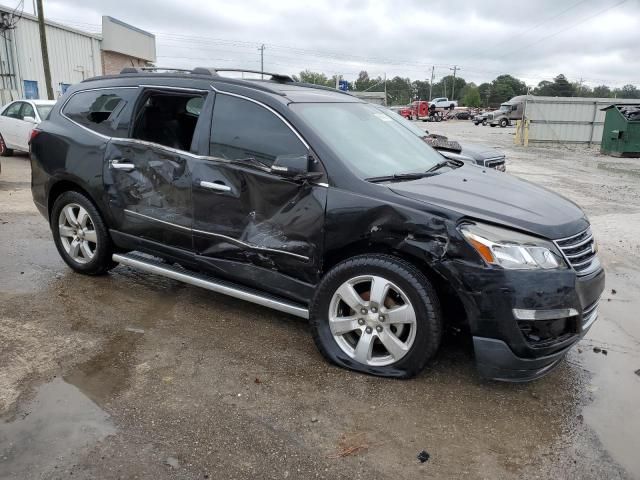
[112,253,309,319]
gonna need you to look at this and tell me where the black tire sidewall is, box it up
[0,133,11,157]
[51,191,114,275]
[310,255,442,378]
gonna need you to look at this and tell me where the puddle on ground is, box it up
[0,378,115,479]
[63,333,139,406]
[575,266,640,476]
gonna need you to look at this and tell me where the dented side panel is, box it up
[103,141,193,251]
[191,159,326,284]
[323,187,454,267]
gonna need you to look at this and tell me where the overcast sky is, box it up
[37,0,640,88]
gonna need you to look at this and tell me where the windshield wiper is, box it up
[366,172,431,183]
[426,158,463,173]
[367,159,464,183]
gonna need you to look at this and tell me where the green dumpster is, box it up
[600,104,640,157]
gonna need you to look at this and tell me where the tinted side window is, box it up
[21,103,35,119]
[3,102,23,119]
[62,88,136,136]
[210,95,306,166]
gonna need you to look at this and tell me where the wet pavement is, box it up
[1,126,639,479]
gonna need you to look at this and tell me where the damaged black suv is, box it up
[30,67,605,381]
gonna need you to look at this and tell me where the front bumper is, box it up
[439,261,605,382]
[473,328,586,382]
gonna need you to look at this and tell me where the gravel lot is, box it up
[1,121,639,479]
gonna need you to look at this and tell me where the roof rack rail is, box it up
[119,66,293,83]
[120,67,197,74]
[210,69,293,83]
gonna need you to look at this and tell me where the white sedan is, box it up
[0,99,56,156]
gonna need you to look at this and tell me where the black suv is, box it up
[30,68,605,381]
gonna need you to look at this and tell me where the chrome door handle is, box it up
[199,180,231,192]
[110,159,136,171]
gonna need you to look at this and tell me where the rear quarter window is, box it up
[61,88,138,136]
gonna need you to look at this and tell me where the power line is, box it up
[494,0,629,60]
[461,0,590,62]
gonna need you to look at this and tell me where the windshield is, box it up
[499,104,510,112]
[373,105,427,138]
[36,105,53,120]
[291,102,444,178]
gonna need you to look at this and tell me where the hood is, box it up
[457,141,504,161]
[389,165,588,239]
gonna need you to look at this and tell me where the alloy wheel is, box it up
[58,203,98,264]
[328,275,417,366]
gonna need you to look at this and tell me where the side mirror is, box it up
[271,153,324,182]
[271,153,308,177]
[23,116,37,123]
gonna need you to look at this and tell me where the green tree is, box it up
[614,84,640,99]
[462,87,481,107]
[386,76,413,105]
[478,82,491,107]
[411,80,431,101]
[534,80,554,96]
[552,74,575,96]
[353,71,382,92]
[592,85,612,98]
[534,74,575,97]
[488,74,527,106]
[299,70,329,85]
[573,82,592,97]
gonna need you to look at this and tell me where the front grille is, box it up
[582,298,600,330]
[554,227,598,275]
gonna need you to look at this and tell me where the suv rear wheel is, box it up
[51,191,117,275]
[310,254,442,378]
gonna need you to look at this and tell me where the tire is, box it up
[474,121,480,126]
[500,118,509,128]
[449,104,455,110]
[0,133,13,157]
[309,254,442,379]
[50,190,117,275]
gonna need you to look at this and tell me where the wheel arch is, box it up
[47,179,108,225]
[322,240,469,330]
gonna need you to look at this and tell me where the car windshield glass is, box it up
[499,104,510,111]
[373,106,426,138]
[291,102,443,178]
[36,105,53,119]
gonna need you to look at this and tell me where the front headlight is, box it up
[459,222,567,270]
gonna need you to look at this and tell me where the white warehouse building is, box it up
[0,5,156,102]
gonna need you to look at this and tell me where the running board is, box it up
[112,253,309,319]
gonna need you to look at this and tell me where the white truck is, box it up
[429,97,457,110]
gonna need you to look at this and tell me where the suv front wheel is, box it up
[310,254,442,378]
[51,191,117,275]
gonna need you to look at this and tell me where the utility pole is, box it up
[36,0,53,99]
[578,77,584,96]
[428,66,434,101]
[450,65,460,100]
[384,72,387,106]
[258,44,265,79]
